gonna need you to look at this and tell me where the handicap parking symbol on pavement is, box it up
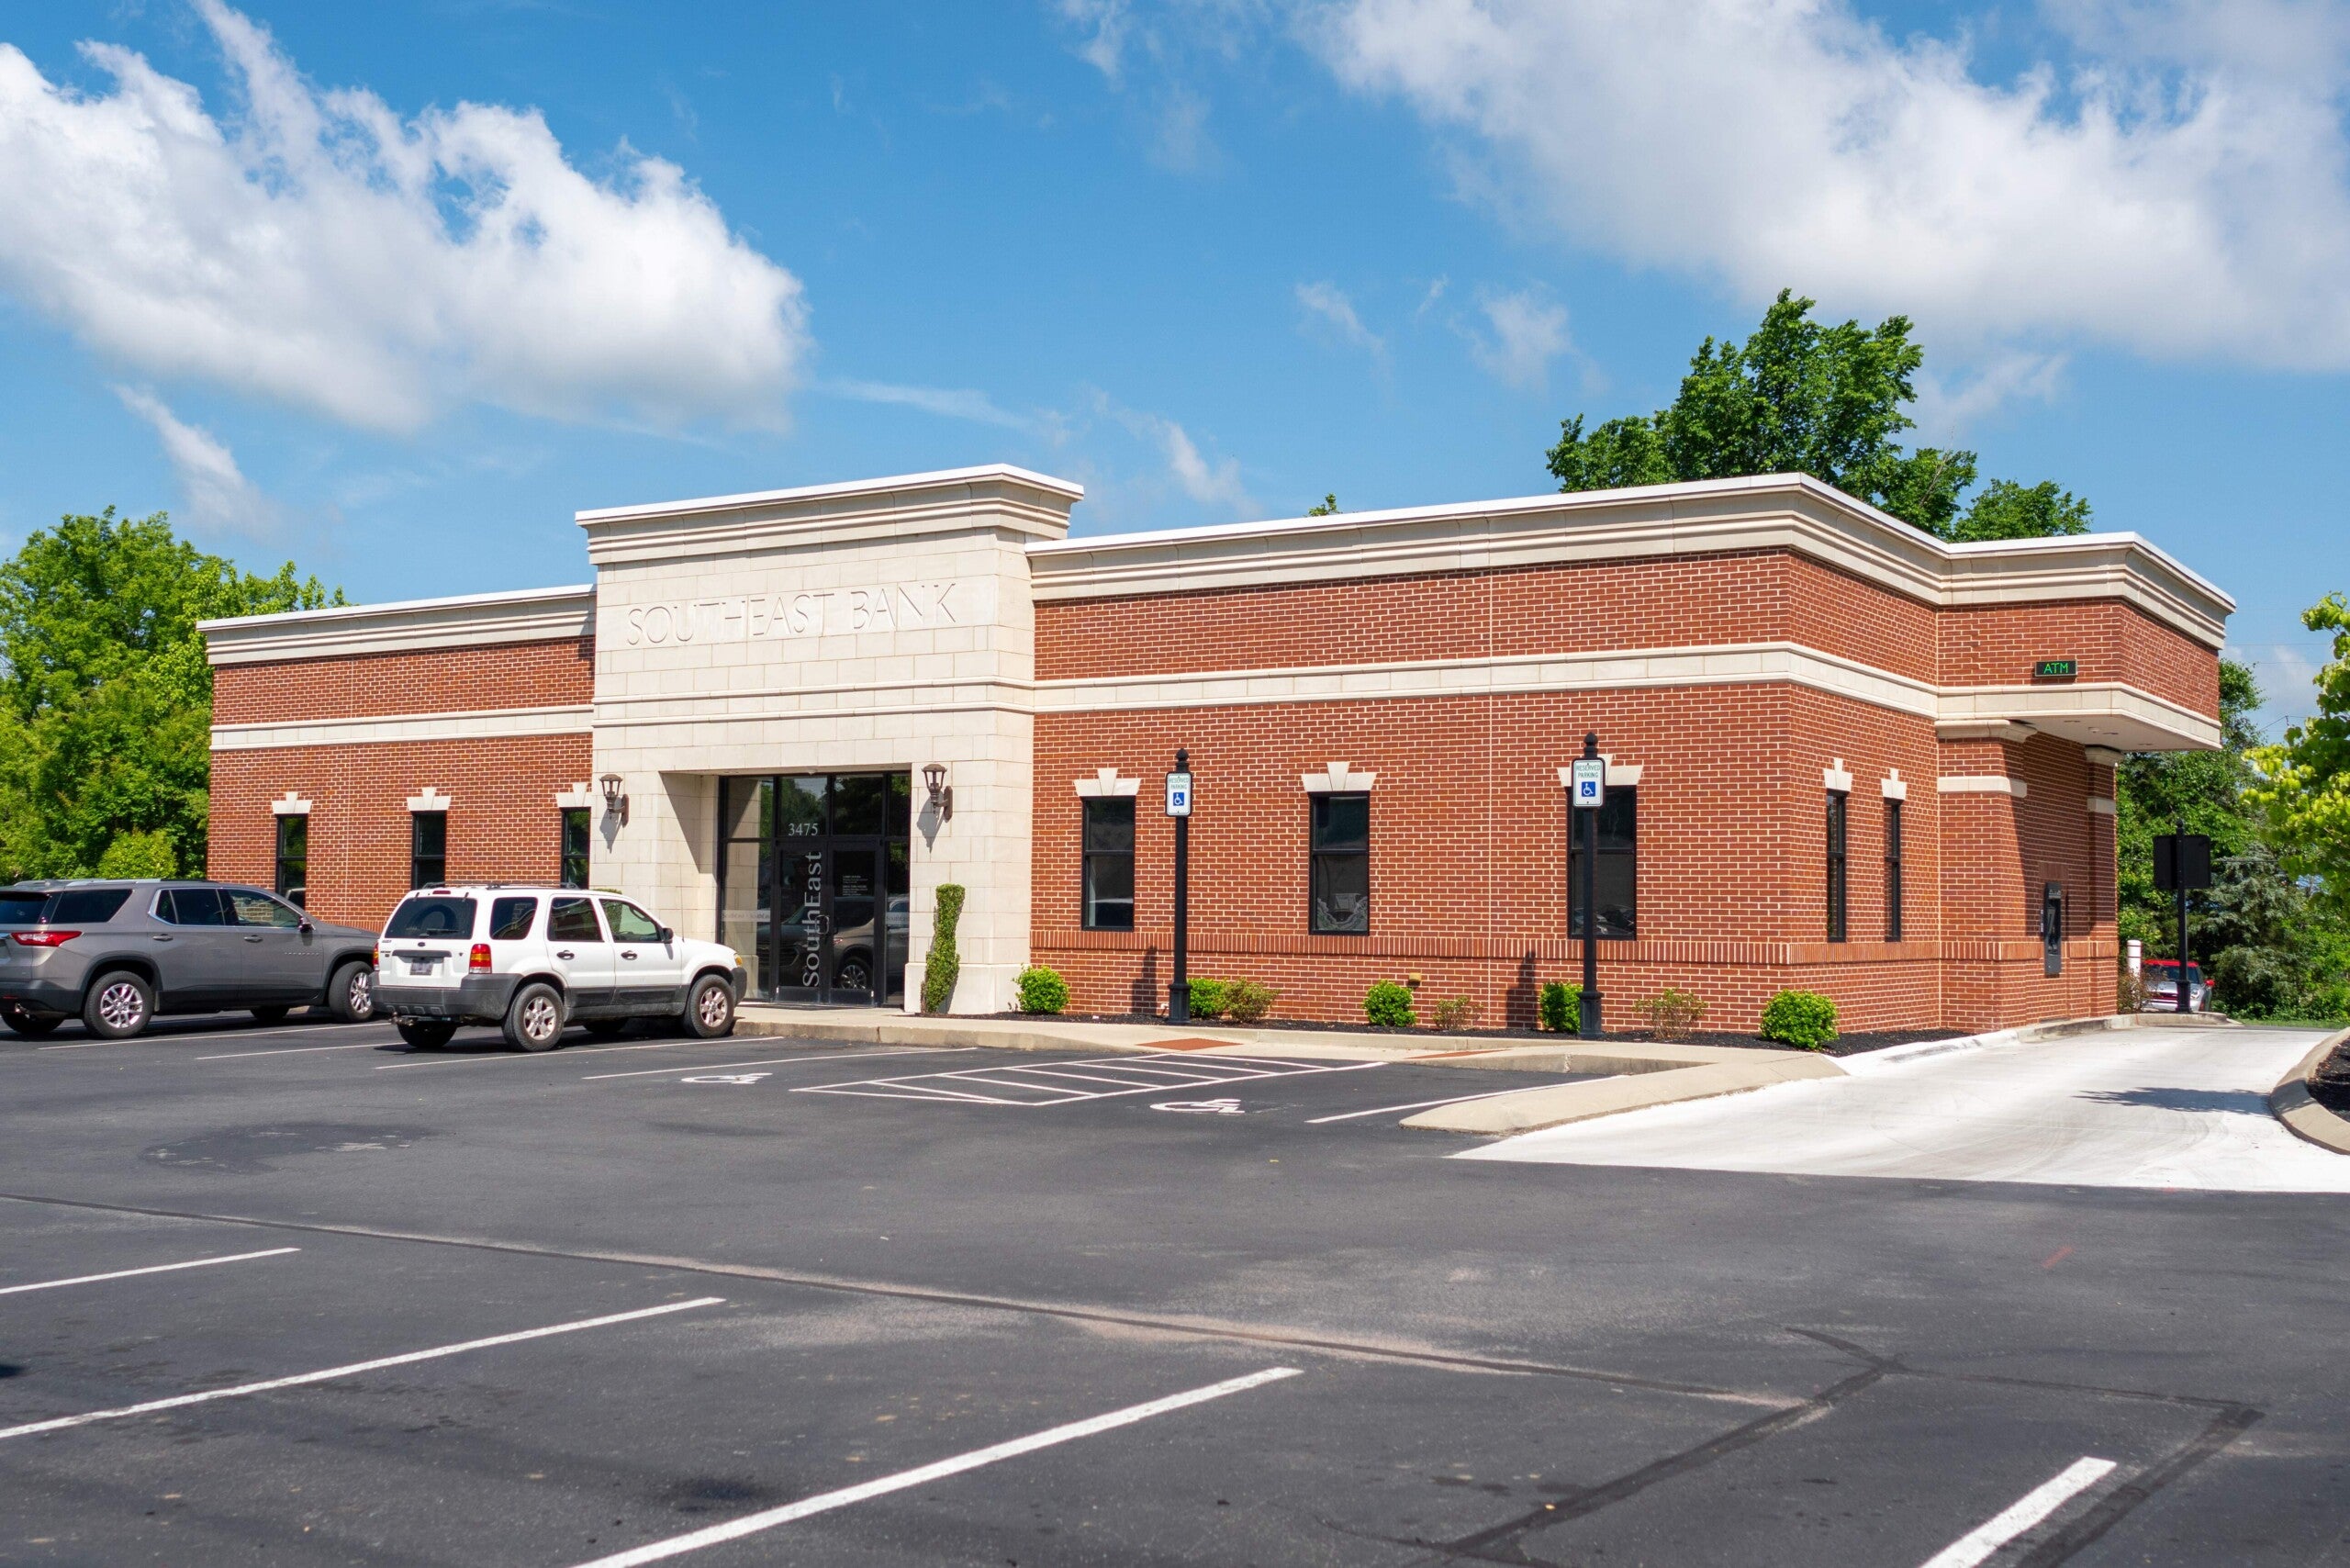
[1150,1097,1245,1114]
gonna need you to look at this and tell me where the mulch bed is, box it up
[2306,1038,2350,1116]
[1003,1012,1957,1059]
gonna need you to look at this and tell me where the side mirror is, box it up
[658,926,675,944]
[298,919,314,935]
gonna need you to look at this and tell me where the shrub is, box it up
[1635,988,1707,1041]
[1760,989,1839,1049]
[1222,980,1279,1023]
[920,883,965,1014]
[1015,965,1069,1015]
[97,829,177,879]
[1538,980,1581,1033]
[1364,979,1416,1028]
[1187,978,1232,1019]
[1431,996,1480,1032]
[2117,964,2148,1014]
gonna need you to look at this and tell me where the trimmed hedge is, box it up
[1187,978,1231,1019]
[1538,980,1581,1033]
[920,883,965,1014]
[1015,965,1069,1015]
[1364,979,1416,1028]
[1761,989,1839,1049]
[1222,980,1278,1023]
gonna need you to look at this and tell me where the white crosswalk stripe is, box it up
[795,1051,1384,1105]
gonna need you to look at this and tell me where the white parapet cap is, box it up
[576,464,1086,566]
[1027,472,2233,647]
[198,583,595,666]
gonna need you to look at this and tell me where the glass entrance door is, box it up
[720,772,909,1006]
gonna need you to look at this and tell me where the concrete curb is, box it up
[2270,1026,2350,1156]
[1403,1054,1845,1134]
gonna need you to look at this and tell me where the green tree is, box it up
[2248,594,2350,920]
[0,510,338,879]
[1306,493,1340,517]
[1546,289,2067,543]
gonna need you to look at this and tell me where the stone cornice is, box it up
[199,585,594,666]
[1026,474,2232,648]
[578,464,1083,566]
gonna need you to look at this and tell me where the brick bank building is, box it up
[201,466,2231,1033]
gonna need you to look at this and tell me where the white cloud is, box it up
[1294,281,1386,357]
[1468,286,1571,389]
[824,379,1034,431]
[1092,391,1255,512]
[113,386,282,540]
[1304,0,2350,369]
[1913,350,2069,441]
[0,2,809,433]
[1061,0,1137,80]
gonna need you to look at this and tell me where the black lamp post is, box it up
[1167,747,1192,1023]
[1576,733,1604,1037]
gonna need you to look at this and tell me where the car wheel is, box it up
[834,956,872,993]
[581,1019,631,1039]
[503,982,566,1052]
[396,1019,457,1050]
[83,971,154,1041]
[0,1003,61,1037]
[681,974,736,1039]
[251,1004,291,1025]
[328,961,375,1023]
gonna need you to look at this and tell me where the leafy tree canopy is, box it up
[2248,593,2350,918]
[0,510,338,879]
[1546,290,2087,544]
[1306,493,1339,517]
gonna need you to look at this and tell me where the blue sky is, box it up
[0,0,2342,733]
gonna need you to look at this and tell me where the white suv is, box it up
[375,886,746,1052]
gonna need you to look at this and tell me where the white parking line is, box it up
[33,1022,381,1053]
[375,1037,735,1070]
[797,1052,1383,1107]
[0,1296,723,1442]
[196,1041,390,1061]
[567,1366,1302,1568]
[1306,1086,1549,1124]
[1918,1456,2117,1568]
[0,1248,299,1296]
[582,1047,975,1081]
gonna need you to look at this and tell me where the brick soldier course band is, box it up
[199,465,2231,1034]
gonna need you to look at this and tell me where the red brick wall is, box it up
[1938,602,2217,714]
[209,736,588,931]
[1038,551,1941,685]
[212,637,594,725]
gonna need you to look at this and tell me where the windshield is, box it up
[386,897,477,939]
[2145,961,2204,983]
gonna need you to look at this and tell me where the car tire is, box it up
[503,982,566,1052]
[681,974,736,1039]
[251,1004,291,1025]
[396,1019,457,1049]
[327,961,375,1024]
[0,1003,62,1037]
[83,970,154,1041]
[581,1019,630,1039]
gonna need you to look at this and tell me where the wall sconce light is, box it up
[922,762,953,822]
[598,772,629,825]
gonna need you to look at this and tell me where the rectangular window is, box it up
[1568,788,1638,939]
[1826,790,1850,943]
[1309,793,1371,934]
[488,896,539,941]
[1884,798,1903,942]
[1081,797,1136,930]
[560,807,591,889]
[547,895,603,942]
[410,812,447,890]
[274,814,308,908]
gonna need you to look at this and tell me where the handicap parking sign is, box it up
[1571,757,1605,808]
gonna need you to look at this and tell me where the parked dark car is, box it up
[0,880,379,1040]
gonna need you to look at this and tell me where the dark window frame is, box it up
[1308,791,1371,935]
[560,807,591,889]
[1568,786,1639,941]
[1080,796,1136,931]
[274,812,308,909]
[410,810,448,890]
[1884,797,1903,943]
[1826,790,1850,943]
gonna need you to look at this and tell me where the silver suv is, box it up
[0,880,379,1040]
[375,886,745,1051]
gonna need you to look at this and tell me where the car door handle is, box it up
[151,935,173,943]
[556,950,576,960]
[242,935,264,943]
[620,951,638,960]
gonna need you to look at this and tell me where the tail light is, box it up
[12,930,80,947]
[469,943,492,972]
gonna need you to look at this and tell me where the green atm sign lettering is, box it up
[2034,657,2078,679]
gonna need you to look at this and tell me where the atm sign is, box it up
[2034,658,2077,679]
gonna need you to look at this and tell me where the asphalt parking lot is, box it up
[4,1011,2348,1565]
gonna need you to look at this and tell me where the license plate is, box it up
[408,959,435,975]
